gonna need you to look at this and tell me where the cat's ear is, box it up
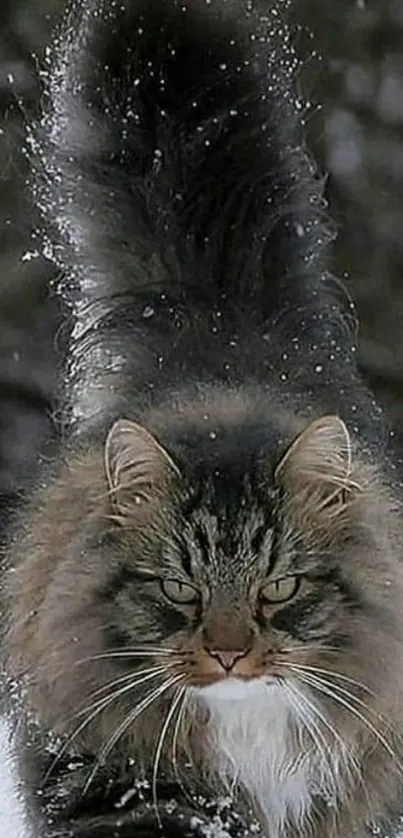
[275,415,357,510]
[104,419,180,520]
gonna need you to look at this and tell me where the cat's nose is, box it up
[206,648,249,672]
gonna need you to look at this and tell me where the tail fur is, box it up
[34,0,335,430]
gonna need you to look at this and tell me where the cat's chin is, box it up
[192,676,276,701]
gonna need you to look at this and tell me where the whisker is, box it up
[44,667,166,782]
[172,690,191,802]
[285,678,363,819]
[283,680,335,798]
[288,678,359,771]
[293,670,393,732]
[287,676,365,802]
[83,674,183,794]
[80,642,179,653]
[280,645,346,656]
[284,681,334,769]
[86,664,177,702]
[152,686,187,829]
[52,647,181,682]
[287,681,347,765]
[71,667,168,722]
[296,670,399,815]
[296,671,403,774]
[75,648,182,666]
[280,661,376,698]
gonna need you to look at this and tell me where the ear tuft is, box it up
[104,419,179,521]
[275,415,358,510]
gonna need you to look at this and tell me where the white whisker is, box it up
[295,670,393,735]
[87,664,177,701]
[296,671,402,774]
[44,666,166,782]
[152,686,187,828]
[83,674,183,794]
[72,667,168,721]
[286,676,360,785]
[290,671,386,819]
[172,690,190,801]
[283,661,375,697]
[284,681,334,770]
[75,648,181,665]
[282,682,336,831]
[280,644,345,656]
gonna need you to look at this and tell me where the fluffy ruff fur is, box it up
[195,678,344,836]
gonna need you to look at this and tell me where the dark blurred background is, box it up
[0,0,403,509]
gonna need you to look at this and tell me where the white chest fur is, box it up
[195,678,340,837]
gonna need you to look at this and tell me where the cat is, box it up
[3,1,403,837]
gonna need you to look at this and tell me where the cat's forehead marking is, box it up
[190,503,271,545]
[182,504,274,582]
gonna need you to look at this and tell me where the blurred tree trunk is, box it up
[295,0,403,429]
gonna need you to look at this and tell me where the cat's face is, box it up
[101,414,388,696]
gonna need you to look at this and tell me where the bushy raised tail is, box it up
[34,0,334,431]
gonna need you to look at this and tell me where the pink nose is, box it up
[207,648,249,671]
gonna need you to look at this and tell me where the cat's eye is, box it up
[161,579,199,604]
[259,576,300,604]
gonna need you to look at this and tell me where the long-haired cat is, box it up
[3,1,403,837]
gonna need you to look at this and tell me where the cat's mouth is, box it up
[183,645,281,687]
[189,671,281,689]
